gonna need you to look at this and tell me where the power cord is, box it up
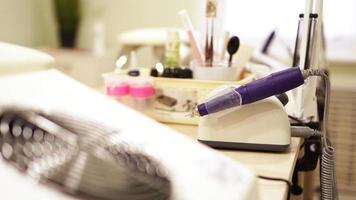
[288,115,306,125]
[291,126,323,138]
[301,69,337,200]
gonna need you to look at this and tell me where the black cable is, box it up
[299,141,305,150]
[288,115,306,125]
[288,115,306,151]
[258,175,292,200]
[304,69,337,199]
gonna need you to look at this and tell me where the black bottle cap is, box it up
[150,68,158,77]
[181,68,193,78]
[128,69,140,76]
[161,67,193,79]
[172,68,181,78]
[162,68,173,78]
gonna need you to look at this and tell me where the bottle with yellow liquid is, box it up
[164,31,180,68]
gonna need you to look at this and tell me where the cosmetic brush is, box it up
[205,0,217,67]
[227,36,240,67]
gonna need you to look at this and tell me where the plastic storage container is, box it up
[130,82,155,115]
[103,74,131,105]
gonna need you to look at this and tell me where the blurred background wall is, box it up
[0,0,202,50]
[77,0,202,50]
[0,0,58,47]
[0,0,202,68]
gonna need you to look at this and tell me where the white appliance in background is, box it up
[198,86,291,152]
[0,42,54,74]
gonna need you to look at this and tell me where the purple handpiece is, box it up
[197,67,305,116]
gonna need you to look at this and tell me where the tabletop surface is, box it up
[165,123,301,200]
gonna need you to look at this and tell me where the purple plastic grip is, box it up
[197,91,241,116]
[197,67,305,116]
[235,67,304,104]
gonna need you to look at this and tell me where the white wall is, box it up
[0,0,58,47]
[77,0,202,50]
[0,0,200,49]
